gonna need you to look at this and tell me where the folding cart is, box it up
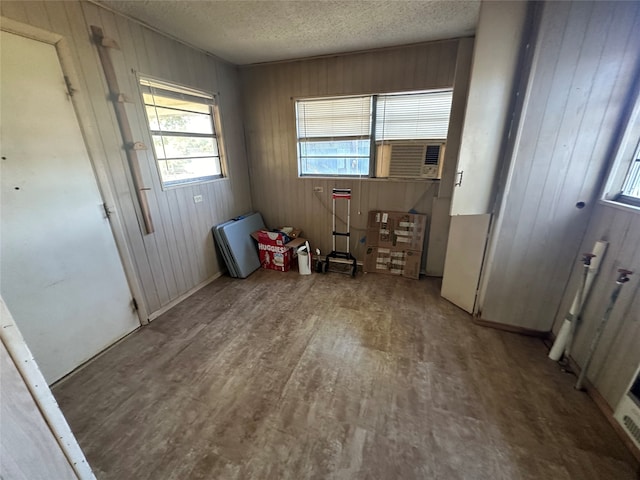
[323,188,358,277]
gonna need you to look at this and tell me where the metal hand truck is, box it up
[323,188,358,277]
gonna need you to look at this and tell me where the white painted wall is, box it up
[440,1,529,310]
[450,0,529,216]
[478,1,640,334]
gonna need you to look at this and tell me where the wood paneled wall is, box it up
[0,1,253,316]
[558,205,640,407]
[479,1,640,332]
[239,41,468,272]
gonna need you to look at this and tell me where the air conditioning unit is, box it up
[614,363,640,450]
[376,141,446,179]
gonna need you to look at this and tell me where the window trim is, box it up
[137,74,227,190]
[601,89,640,213]
[294,88,453,179]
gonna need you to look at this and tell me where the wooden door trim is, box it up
[0,297,94,479]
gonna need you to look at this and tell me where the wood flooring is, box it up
[52,270,639,479]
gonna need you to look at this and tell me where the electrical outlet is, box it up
[313,186,324,193]
[193,195,203,203]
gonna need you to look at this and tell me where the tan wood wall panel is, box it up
[480,1,640,331]
[240,41,466,271]
[0,1,253,315]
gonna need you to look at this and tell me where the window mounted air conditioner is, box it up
[614,363,640,450]
[376,141,446,179]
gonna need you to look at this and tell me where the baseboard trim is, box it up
[473,317,550,338]
[564,356,640,465]
[147,272,223,322]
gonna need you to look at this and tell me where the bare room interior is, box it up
[1,1,640,479]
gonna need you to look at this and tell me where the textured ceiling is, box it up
[98,0,481,65]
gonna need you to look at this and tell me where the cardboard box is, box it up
[366,211,427,251]
[363,246,421,280]
[251,230,307,272]
[276,227,302,239]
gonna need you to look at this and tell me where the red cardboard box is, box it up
[252,230,307,272]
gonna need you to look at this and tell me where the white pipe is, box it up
[569,240,608,315]
[548,240,608,360]
[549,319,571,361]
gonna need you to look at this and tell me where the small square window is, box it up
[140,77,224,188]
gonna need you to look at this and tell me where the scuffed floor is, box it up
[53,270,639,479]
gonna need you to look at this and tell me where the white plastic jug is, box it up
[297,241,312,275]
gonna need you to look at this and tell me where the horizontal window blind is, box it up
[295,89,453,177]
[140,78,215,105]
[296,96,372,139]
[376,90,453,141]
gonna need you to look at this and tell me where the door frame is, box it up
[0,297,95,479]
[1,17,149,324]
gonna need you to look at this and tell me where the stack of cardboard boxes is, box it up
[363,211,427,280]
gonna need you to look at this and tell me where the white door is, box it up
[441,2,528,312]
[0,31,140,384]
[441,214,491,313]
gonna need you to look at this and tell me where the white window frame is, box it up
[619,142,640,206]
[295,89,453,178]
[139,76,226,189]
[602,93,640,211]
[296,95,373,177]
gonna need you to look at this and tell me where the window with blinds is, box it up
[376,89,453,141]
[295,89,453,177]
[296,96,372,176]
[140,77,224,187]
